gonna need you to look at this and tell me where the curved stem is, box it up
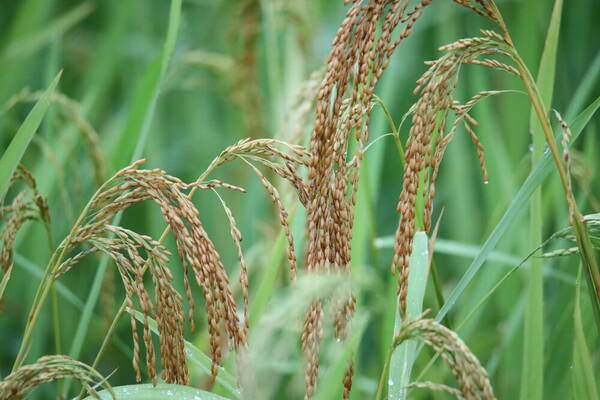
[80,181,210,396]
[12,178,114,371]
[494,7,600,333]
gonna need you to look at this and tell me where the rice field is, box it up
[0,1,599,399]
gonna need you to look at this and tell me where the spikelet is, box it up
[553,110,576,221]
[55,160,247,385]
[537,214,600,258]
[300,301,323,400]
[212,188,250,336]
[0,166,50,305]
[391,31,517,315]
[199,138,310,280]
[0,355,114,400]
[395,313,496,400]
[239,157,299,280]
[303,1,433,397]
[451,0,497,22]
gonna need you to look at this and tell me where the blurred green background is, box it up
[1,0,599,399]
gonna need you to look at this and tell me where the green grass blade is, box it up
[566,50,600,119]
[377,236,574,283]
[83,384,231,400]
[385,232,428,400]
[376,237,521,266]
[435,94,600,323]
[530,0,562,114]
[522,1,562,399]
[0,71,61,200]
[571,266,599,400]
[14,253,84,311]
[249,229,287,327]
[111,0,181,169]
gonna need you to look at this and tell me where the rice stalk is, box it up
[393,313,496,400]
[303,1,433,397]
[391,29,513,316]
[449,0,600,331]
[0,165,50,304]
[0,355,113,400]
[43,138,308,388]
[536,214,600,258]
[72,137,310,390]
[12,160,245,384]
[57,161,251,384]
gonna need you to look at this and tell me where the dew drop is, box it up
[336,338,341,343]
[483,180,489,185]
[528,144,534,152]
[388,379,395,386]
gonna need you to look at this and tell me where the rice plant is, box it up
[1,0,599,399]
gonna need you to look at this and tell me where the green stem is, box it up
[375,346,394,400]
[12,178,113,372]
[500,15,600,334]
[430,258,452,329]
[523,64,545,400]
[373,94,405,165]
[44,222,64,399]
[14,139,225,374]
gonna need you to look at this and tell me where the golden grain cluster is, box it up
[4,1,578,399]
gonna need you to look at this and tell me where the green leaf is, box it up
[111,0,181,169]
[389,232,428,400]
[566,50,600,120]
[83,384,230,400]
[531,0,563,115]
[376,237,521,266]
[435,94,600,323]
[571,266,599,400]
[523,1,563,399]
[375,232,428,400]
[249,218,290,327]
[0,70,61,200]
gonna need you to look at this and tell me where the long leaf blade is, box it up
[110,0,181,169]
[83,384,230,400]
[571,267,599,400]
[522,2,563,399]
[387,232,428,400]
[0,71,61,200]
[435,95,600,323]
